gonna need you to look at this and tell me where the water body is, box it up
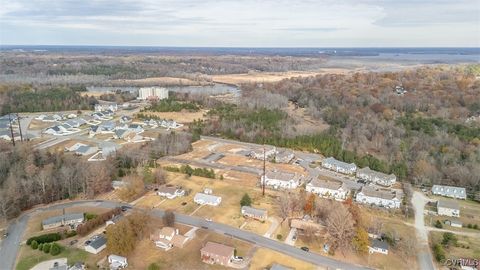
[87,83,240,96]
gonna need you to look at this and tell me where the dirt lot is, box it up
[210,69,350,85]
[137,109,208,124]
[128,229,253,269]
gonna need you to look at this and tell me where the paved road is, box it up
[0,200,372,270]
[412,192,436,270]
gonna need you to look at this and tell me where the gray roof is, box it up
[322,157,357,170]
[359,186,399,200]
[309,178,344,190]
[432,185,466,199]
[88,235,107,249]
[115,129,128,138]
[42,213,84,226]
[76,145,91,154]
[265,170,296,181]
[437,200,460,211]
[357,167,396,182]
[270,264,293,270]
[194,193,221,204]
[370,238,389,250]
[241,206,267,217]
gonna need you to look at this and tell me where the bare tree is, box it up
[325,202,355,255]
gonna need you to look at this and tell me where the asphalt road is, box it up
[0,200,372,270]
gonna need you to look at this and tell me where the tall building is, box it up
[138,87,169,100]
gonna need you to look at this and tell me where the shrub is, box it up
[474,224,478,229]
[38,243,44,251]
[433,244,445,262]
[66,230,77,238]
[50,243,62,255]
[467,224,473,228]
[240,193,252,207]
[31,240,38,250]
[43,243,51,253]
[85,213,98,221]
[76,207,122,236]
[27,233,61,245]
[147,263,160,270]
[276,234,282,240]
[434,220,443,228]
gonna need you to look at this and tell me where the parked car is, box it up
[301,246,309,252]
[292,233,297,241]
[2,232,8,238]
[232,256,244,262]
[121,205,132,212]
[69,240,78,246]
[84,240,91,246]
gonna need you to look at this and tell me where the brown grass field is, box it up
[137,109,208,124]
[111,76,207,86]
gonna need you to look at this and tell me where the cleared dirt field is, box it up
[28,119,54,130]
[137,109,208,124]
[210,69,350,85]
[285,102,330,135]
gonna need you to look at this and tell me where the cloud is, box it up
[0,0,478,46]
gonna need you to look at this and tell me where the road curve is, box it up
[0,200,372,270]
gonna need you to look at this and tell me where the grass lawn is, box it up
[430,231,480,260]
[16,245,92,270]
[249,248,319,270]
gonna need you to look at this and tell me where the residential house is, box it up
[241,206,268,220]
[105,214,124,227]
[200,242,234,266]
[260,170,302,189]
[171,234,189,248]
[290,218,323,234]
[84,235,107,254]
[89,125,100,136]
[44,125,69,135]
[157,187,185,199]
[64,142,87,152]
[194,193,222,206]
[146,119,158,127]
[95,102,118,112]
[432,185,467,200]
[150,227,178,250]
[127,124,144,134]
[357,167,396,187]
[0,129,20,141]
[42,114,62,122]
[114,129,132,140]
[42,213,84,230]
[355,186,401,209]
[321,157,357,175]
[119,115,132,124]
[444,219,463,228]
[306,178,349,201]
[437,200,460,217]
[274,149,295,163]
[250,147,277,160]
[369,238,389,255]
[91,112,108,121]
[98,121,116,133]
[108,255,128,270]
[75,145,98,156]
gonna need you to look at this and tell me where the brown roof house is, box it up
[150,227,178,251]
[200,242,234,266]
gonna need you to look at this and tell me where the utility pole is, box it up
[262,144,266,196]
[8,113,15,146]
[16,113,23,142]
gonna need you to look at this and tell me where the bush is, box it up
[474,224,478,229]
[31,240,38,250]
[467,223,473,228]
[276,234,282,240]
[38,243,44,251]
[65,230,77,238]
[85,213,98,221]
[27,233,61,245]
[434,220,443,228]
[433,244,446,262]
[50,243,62,255]
[43,243,51,253]
[240,193,252,207]
[76,207,122,236]
[147,264,160,270]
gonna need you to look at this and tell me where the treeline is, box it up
[0,143,115,220]
[164,165,216,178]
[0,84,97,114]
[142,98,200,113]
[76,208,122,236]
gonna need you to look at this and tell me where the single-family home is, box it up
[75,145,98,156]
[260,170,302,189]
[146,119,158,127]
[95,102,118,112]
[200,242,234,266]
[150,227,178,250]
[108,255,128,270]
[127,124,144,134]
[437,200,460,217]
[84,235,107,254]
[250,147,277,160]
[91,112,108,121]
[241,206,268,220]
[290,219,323,234]
[42,213,84,230]
[369,238,389,255]
[432,185,467,200]
[355,186,401,209]
[157,187,185,199]
[321,157,357,174]
[44,125,69,135]
[114,129,131,140]
[357,167,396,187]
[42,114,62,122]
[444,219,463,228]
[194,193,222,206]
[119,116,132,124]
[98,121,116,133]
[274,149,295,163]
[64,142,87,152]
[306,178,349,201]
[171,234,189,248]
[89,125,99,136]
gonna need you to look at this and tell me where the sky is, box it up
[0,0,479,47]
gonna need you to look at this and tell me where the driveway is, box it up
[263,217,279,238]
[284,228,297,246]
[31,258,67,270]
[412,191,436,270]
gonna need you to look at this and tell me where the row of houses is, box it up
[322,157,397,187]
[144,118,183,129]
[249,147,295,163]
[36,113,77,122]
[260,170,303,189]
[42,212,84,230]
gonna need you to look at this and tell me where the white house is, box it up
[321,157,357,175]
[274,149,295,163]
[432,185,467,200]
[95,102,118,112]
[157,187,185,199]
[306,178,349,201]
[44,125,69,135]
[357,167,396,187]
[194,193,222,206]
[260,170,301,189]
[108,255,128,270]
[84,235,107,254]
[368,238,389,255]
[65,142,87,152]
[150,227,178,251]
[355,186,401,209]
[127,124,144,134]
[75,145,98,156]
[241,206,268,220]
[437,200,460,217]
[42,213,84,230]
[250,147,277,160]
[138,87,169,100]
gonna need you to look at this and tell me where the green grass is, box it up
[16,246,89,270]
